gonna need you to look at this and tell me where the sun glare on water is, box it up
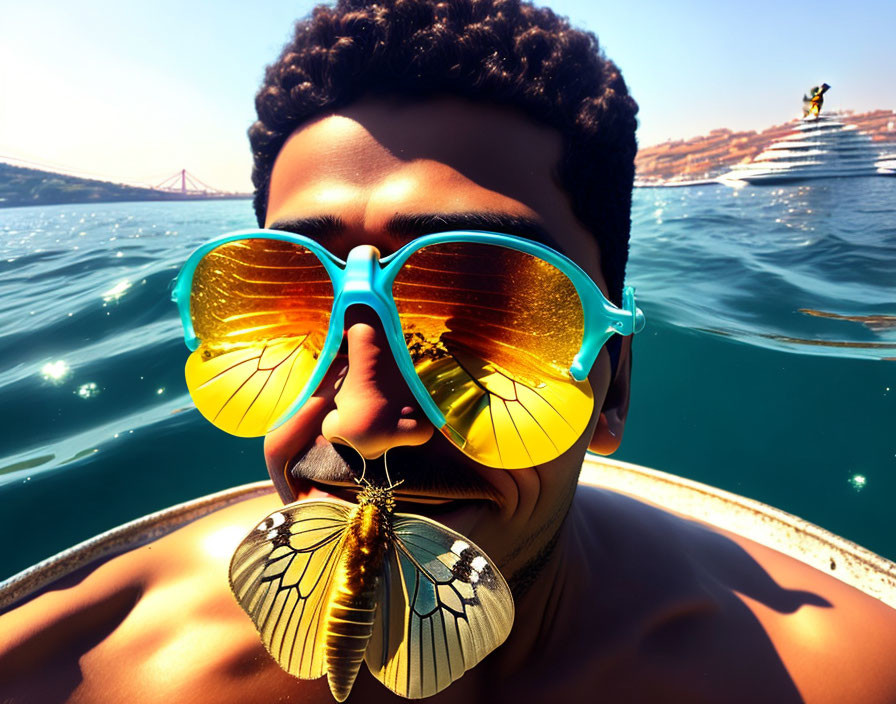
[102,280,132,302]
[40,360,70,383]
[848,474,867,492]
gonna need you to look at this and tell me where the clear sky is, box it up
[2,0,894,192]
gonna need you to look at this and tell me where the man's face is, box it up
[262,97,625,588]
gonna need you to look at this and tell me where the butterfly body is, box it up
[325,494,391,701]
[229,480,514,701]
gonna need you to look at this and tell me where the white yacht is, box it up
[719,113,894,184]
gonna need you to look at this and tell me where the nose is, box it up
[320,305,434,458]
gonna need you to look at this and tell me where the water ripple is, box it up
[630,177,896,359]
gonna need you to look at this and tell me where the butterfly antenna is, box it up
[382,448,404,491]
[336,436,367,486]
[357,452,368,486]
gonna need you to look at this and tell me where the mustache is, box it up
[287,440,497,500]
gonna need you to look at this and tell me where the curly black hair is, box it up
[250,0,638,301]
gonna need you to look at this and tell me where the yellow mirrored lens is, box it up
[185,238,332,436]
[393,242,593,468]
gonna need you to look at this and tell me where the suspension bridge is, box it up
[0,157,250,208]
[153,169,233,195]
[0,156,246,197]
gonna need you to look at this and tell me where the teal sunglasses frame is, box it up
[171,228,645,442]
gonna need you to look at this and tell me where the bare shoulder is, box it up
[0,493,332,704]
[571,484,896,704]
[710,521,896,704]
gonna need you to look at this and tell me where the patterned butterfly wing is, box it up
[415,346,594,469]
[184,238,332,437]
[229,499,352,679]
[185,336,322,437]
[393,241,593,469]
[364,514,515,698]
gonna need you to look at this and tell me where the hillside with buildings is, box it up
[635,110,896,185]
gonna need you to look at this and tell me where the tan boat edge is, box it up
[0,481,276,612]
[581,454,896,609]
[2,457,894,612]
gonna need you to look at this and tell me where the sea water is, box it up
[0,179,894,580]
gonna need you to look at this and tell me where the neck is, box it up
[488,494,601,679]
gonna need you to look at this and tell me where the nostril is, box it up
[321,407,433,460]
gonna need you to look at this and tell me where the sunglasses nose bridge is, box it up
[333,244,396,329]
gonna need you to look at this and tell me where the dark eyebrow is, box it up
[268,211,563,253]
[385,212,564,253]
[267,214,347,238]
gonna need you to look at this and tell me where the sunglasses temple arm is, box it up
[621,286,646,335]
[570,286,644,382]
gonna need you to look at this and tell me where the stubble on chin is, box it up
[501,469,579,599]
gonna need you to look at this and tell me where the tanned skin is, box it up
[2,98,896,704]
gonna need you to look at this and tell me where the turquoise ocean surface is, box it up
[1,179,894,580]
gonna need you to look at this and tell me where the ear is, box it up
[588,335,632,455]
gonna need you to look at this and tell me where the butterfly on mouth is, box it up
[228,460,514,701]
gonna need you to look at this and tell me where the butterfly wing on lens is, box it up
[365,514,514,699]
[229,499,352,679]
[185,336,321,438]
[416,346,594,469]
[184,238,333,438]
[393,240,593,469]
